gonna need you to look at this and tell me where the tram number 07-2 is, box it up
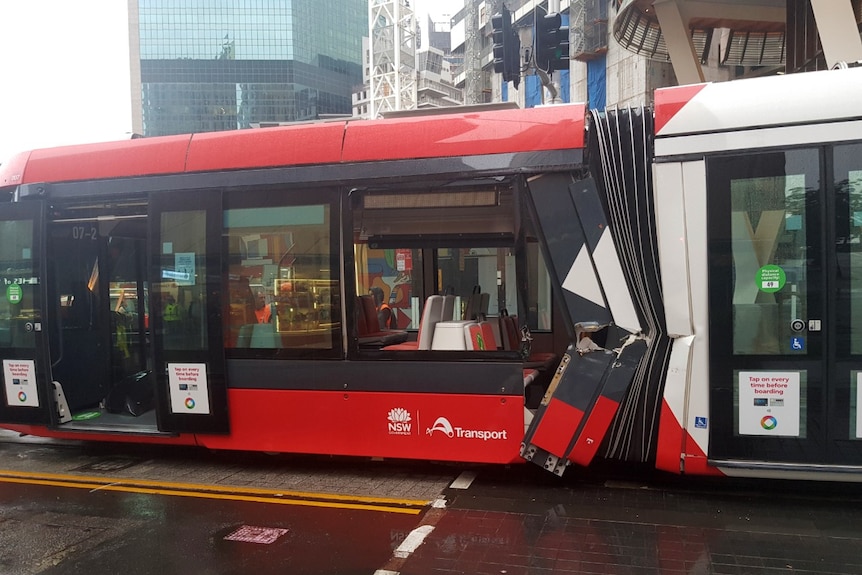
[71,226,98,240]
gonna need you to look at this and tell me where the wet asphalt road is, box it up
[0,481,418,575]
[1,433,862,574]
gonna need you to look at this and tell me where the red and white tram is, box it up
[1,66,861,481]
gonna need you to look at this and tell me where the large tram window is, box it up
[224,203,340,354]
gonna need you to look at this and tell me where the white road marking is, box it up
[394,524,435,558]
[449,470,477,489]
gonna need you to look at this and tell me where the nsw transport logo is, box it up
[387,407,413,435]
[426,416,508,441]
[427,417,455,437]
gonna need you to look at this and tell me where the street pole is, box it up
[548,0,562,104]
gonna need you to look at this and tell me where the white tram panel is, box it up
[653,158,712,468]
[651,68,862,474]
[654,67,862,158]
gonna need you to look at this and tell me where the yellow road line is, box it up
[0,471,427,515]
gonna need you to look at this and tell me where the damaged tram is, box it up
[1,66,862,481]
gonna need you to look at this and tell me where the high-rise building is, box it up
[128,0,367,137]
[449,1,856,110]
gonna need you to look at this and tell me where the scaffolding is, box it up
[571,0,609,61]
[369,0,418,118]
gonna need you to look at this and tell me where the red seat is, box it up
[383,295,444,351]
[465,321,539,386]
[356,295,407,347]
[499,314,557,370]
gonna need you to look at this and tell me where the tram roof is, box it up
[0,104,586,188]
[654,66,862,139]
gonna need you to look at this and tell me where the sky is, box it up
[0,0,465,166]
[0,1,133,165]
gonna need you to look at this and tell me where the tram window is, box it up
[435,246,550,331]
[712,150,820,356]
[834,143,862,356]
[0,220,36,349]
[352,185,550,352]
[224,203,340,353]
[107,235,149,378]
[156,210,209,351]
[352,243,552,348]
[354,245,422,330]
[834,143,862,440]
[527,242,552,332]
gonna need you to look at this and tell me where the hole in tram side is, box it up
[48,216,157,433]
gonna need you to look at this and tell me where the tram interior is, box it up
[48,215,155,431]
[349,186,558,400]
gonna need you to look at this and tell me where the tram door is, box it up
[0,199,54,425]
[47,212,152,425]
[707,144,862,466]
[148,190,228,434]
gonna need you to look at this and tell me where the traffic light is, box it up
[555,21,570,71]
[491,7,521,88]
[492,11,507,75]
[534,12,569,72]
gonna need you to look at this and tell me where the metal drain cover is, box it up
[73,457,141,473]
[224,525,289,544]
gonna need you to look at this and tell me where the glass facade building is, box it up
[132,0,367,136]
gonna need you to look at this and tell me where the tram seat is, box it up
[464,321,494,350]
[431,320,475,350]
[442,294,456,322]
[483,317,503,348]
[499,314,557,371]
[463,288,490,321]
[236,324,254,348]
[383,294,445,351]
[464,322,539,385]
[480,320,501,350]
[250,323,282,348]
[356,295,408,347]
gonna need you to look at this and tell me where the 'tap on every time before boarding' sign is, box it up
[738,371,801,436]
[168,363,210,414]
[2,359,39,407]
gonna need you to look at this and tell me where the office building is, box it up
[129,0,367,136]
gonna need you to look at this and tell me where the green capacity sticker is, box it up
[6,284,22,304]
[757,264,786,293]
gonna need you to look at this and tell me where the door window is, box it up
[0,220,36,349]
[725,152,819,356]
[833,143,862,441]
[835,144,862,355]
[157,211,209,351]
